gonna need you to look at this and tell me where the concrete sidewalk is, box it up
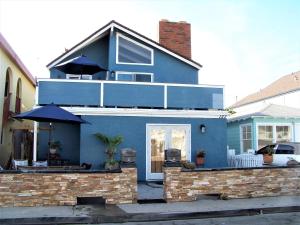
[0,196,300,224]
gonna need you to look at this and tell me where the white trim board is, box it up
[47,21,202,70]
[32,106,228,118]
[62,107,228,118]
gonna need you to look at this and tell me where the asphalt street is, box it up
[98,212,300,225]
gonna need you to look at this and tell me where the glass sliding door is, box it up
[146,124,191,180]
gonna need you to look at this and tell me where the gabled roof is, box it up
[231,71,300,108]
[0,33,36,86]
[228,104,300,122]
[47,20,202,70]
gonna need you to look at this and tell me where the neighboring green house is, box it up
[228,104,300,153]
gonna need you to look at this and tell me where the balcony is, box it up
[38,79,224,110]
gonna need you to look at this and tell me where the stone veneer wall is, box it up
[164,166,300,202]
[0,167,137,207]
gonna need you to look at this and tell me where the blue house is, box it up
[35,20,227,181]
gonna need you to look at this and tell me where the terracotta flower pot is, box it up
[263,154,273,164]
[196,157,205,166]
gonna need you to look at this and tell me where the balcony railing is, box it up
[38,79,224,110]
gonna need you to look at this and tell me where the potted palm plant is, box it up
[196,150,206,166]
[94,133,123,170]
[263,146,274,164]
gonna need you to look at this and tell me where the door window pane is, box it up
[171,128,187,160]
[258,125,273,149]
[150,129,165,173]
[118,36,152,64]
[117,73,133,81]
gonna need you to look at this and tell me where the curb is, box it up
[1,206,300,224]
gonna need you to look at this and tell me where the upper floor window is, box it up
[116,72,153,82]
[116,33,154,65]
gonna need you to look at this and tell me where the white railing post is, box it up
[100,82,104,107]
[164,85,167,109]
[33,122,38,161]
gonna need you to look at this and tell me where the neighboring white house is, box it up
[230,71,300,115]
[228,71,300,153]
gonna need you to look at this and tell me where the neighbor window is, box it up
[257,124,292,149]
[276,126,291,142]
[240,124,252,152]
[116,72,153,82]
[117,33,153,65]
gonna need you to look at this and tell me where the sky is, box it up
[0,0,299,106]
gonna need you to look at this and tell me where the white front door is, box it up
[146,124,191,180]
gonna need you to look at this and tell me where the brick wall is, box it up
[0,167,137,207]
[159,20,191,59]
[164,166,300,202]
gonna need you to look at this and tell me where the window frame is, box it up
[116,33,154,66]
[240,124,252,153]
[255,123,293,150]
[115,71,154,82]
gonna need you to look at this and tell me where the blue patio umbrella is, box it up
[13,103,89,144]
[54,55,107,75]
[13,103,88,124]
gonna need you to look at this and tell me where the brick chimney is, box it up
[159,19,191,59]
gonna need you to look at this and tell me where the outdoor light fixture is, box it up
[200,124,206,133]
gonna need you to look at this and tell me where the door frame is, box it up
[146,123,191,180]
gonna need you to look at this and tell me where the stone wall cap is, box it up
[0,169,122,174]
[181,165,300,172]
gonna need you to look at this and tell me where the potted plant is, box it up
[49,141,61,154]
[94,133,123,170]
[263,146,274,164]
[196,150,206,166]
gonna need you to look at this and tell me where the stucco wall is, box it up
[0,48,35,166]
[164,166,300,202]
[80,115,227,181]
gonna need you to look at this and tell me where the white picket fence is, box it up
[227,151,264,168]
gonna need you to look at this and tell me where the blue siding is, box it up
[104,83,164,107]
[50,36,109,79]
[37,123,80,164]
[80,115,227,181]
[168,86,223,109]
[39,81,100,106]
[227,119,253,154]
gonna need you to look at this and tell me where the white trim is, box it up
[47,23,112,69]
[33,122,38,161]
[47,22,202,70]
[37,78,224,89]
[164,85,167,109]
[58,107,228,118]
[100,82,104,107]
[116,33,154,66]
[32,105,228,118]
[35,85,39,106]
[239,123,252,153]
[255,122,294,150]
[146,124,191,180]
[115,71,154,82]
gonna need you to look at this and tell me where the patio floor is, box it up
[138,182,163,200]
